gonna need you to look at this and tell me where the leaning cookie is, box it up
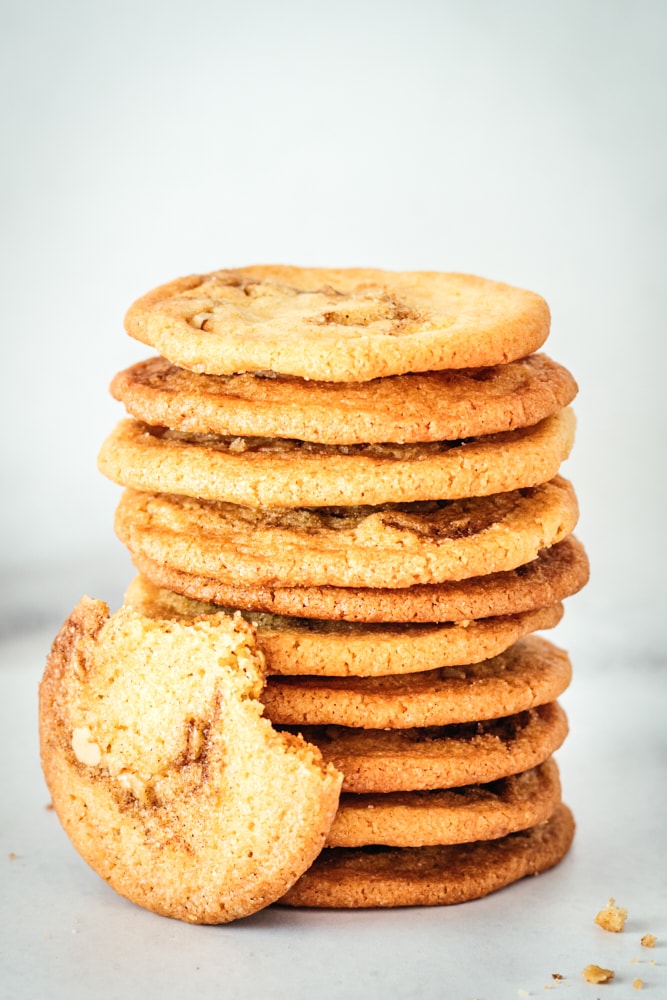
[39,598,342,924]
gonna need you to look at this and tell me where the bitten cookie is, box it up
[39,598,342,924]
[124,267,551,382]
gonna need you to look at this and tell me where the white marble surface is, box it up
[1,619,665,1000]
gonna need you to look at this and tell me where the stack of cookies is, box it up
[42,267,588,920]
[93,266,588,911]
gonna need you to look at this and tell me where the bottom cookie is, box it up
[280,802,574,908]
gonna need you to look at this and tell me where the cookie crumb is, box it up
[582,964,614,984]
[8,852,17,860]
[551,974,563,981]
[594,897,628,933]
[641,933,657,948]
[633,979,644,991]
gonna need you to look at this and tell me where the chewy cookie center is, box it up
[67,608,263,803]
[188,274,430,337]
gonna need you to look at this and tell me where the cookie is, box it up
[98,409,575,506]
[128,534,589,622]
[261,636,571,727]
[110,353,577,445]
[125,575,563,676]
[39,597,342,924]
[327,758,561,848]
[114,477,579,590]
[282,702,568,793]
[280,803,575,908]
[124,267,550,382]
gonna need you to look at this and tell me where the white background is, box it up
[1,2,666,997]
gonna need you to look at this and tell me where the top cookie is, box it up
[124,267,551,382]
